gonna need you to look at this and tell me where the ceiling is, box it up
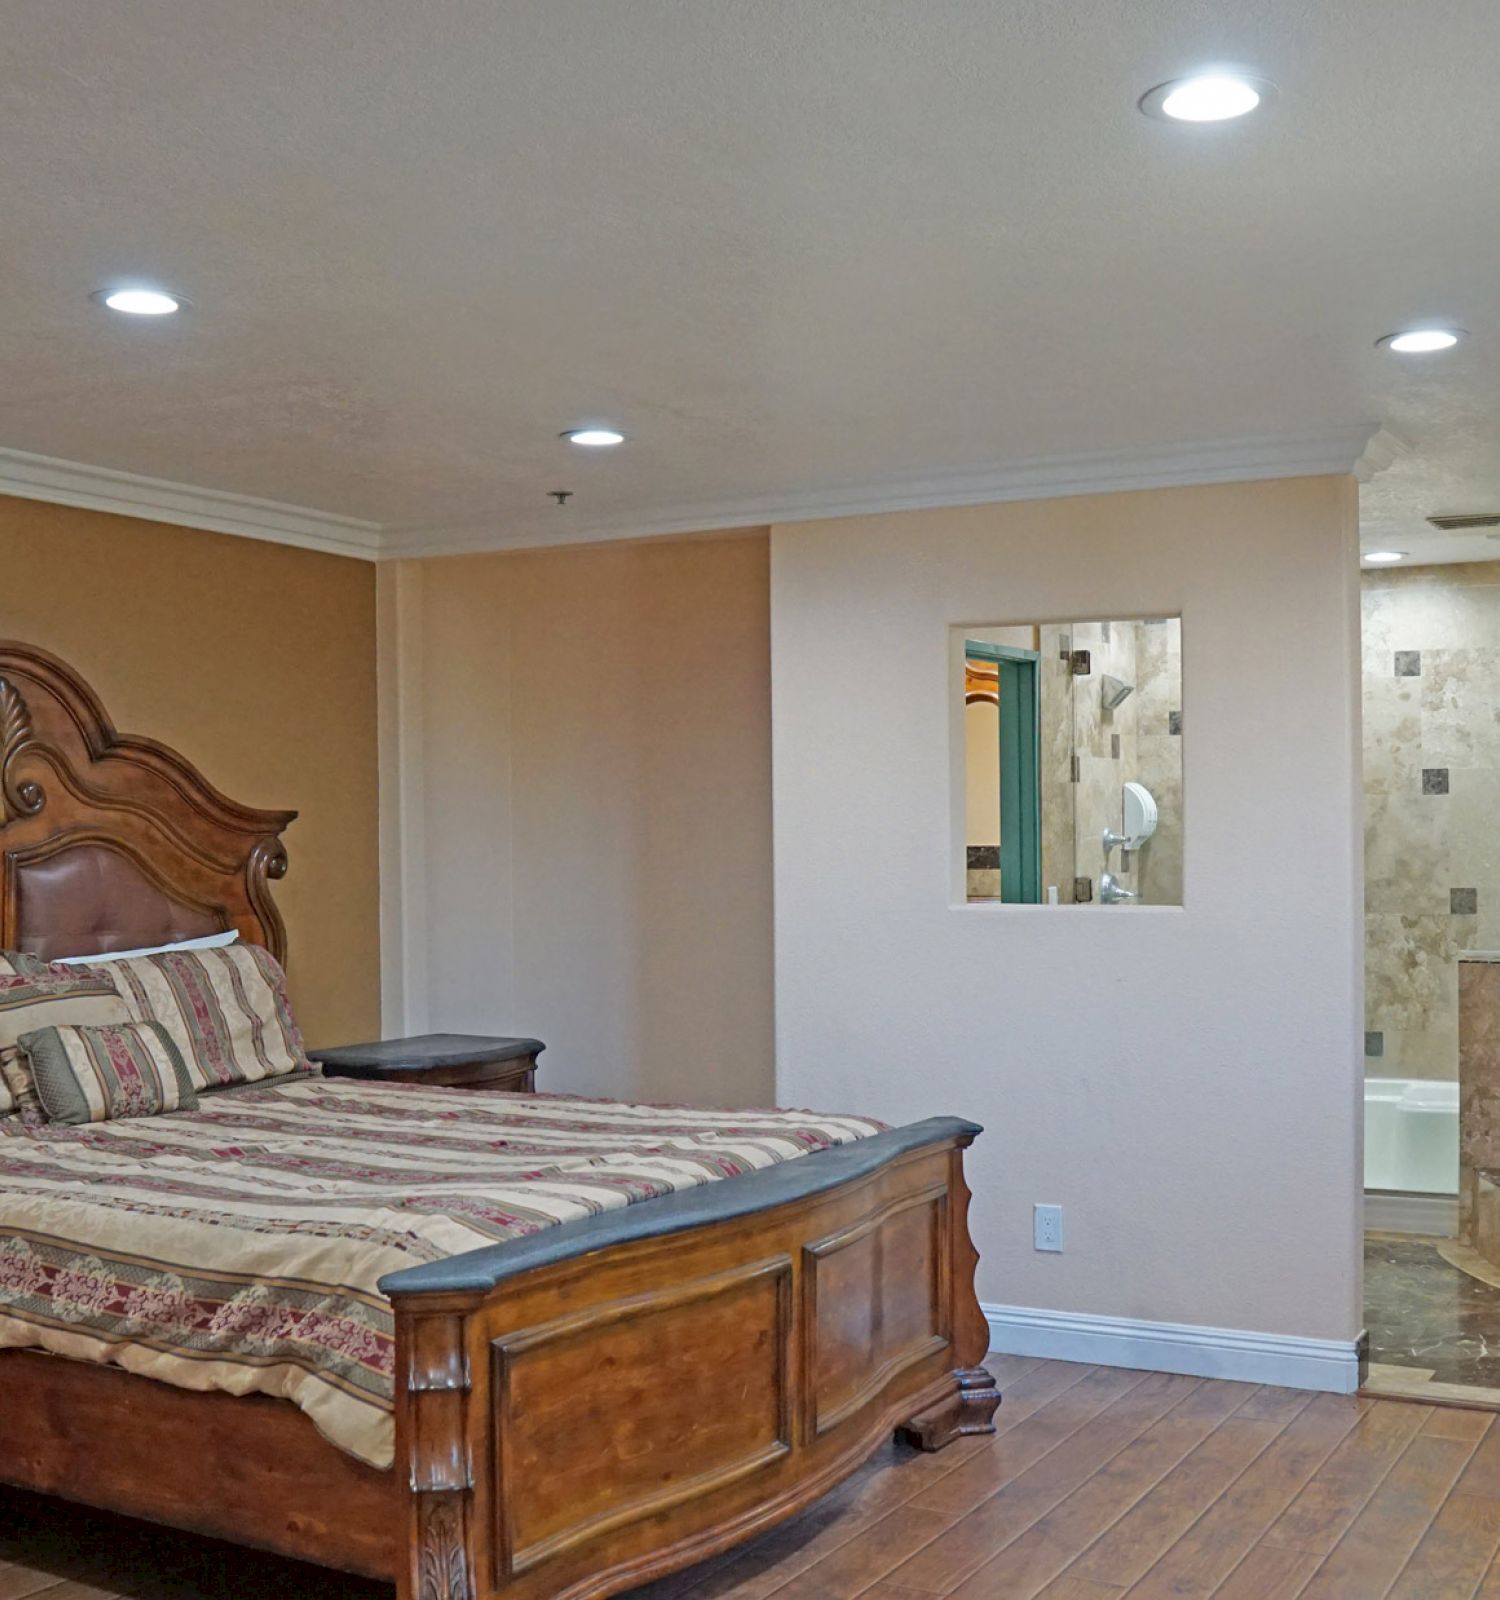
[2,0,1497,560]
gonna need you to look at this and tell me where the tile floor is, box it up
[1365,1231,1500,1406]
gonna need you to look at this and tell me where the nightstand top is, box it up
[308,1033,545,1072]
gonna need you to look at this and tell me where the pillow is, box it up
[19,1021,197,1125]
[0,969,133,1117]
[51,930,240,967]
[106,943,310,1090]
[1,955,106,1114]
[0,951,82,979]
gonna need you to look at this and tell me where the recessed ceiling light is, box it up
[562,427,625,448]
[1378,328,1465,354]
[1363,551,1407,565]
[93,286,183,316]
[1139,73,1276,123]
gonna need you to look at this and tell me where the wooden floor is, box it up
[8,1354,1500,1599]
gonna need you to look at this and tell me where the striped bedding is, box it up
[0,1079,884,1467]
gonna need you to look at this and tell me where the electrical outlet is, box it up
[1034,1203,1064,1252]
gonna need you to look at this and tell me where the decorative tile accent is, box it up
[966,845,1000,870]
[1074,876,1093,903]
[1395,650,1422,677]
[1423,768,1450,795]
[1453,887,1479,915]
[1168,710,1182,736]
[1366,1030,1384,1058]
[1111,733,1121,759]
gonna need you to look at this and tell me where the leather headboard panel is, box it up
[13,843,226,962]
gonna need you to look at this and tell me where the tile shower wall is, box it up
[1038,624,1076,898]
[1071,619,1142,899]
[1136,619,1184,905]
[1363,563,1500,1080]
[1059,618,1183,904]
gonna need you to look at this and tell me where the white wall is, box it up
[770,476,1364,1351]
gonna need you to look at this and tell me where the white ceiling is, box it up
[3,0,1498,559]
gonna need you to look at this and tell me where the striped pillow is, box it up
[19,1021,197,1124]
[103,944,311,1090]
[0,970,133,1117]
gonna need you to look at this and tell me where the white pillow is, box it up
[52,930,240,966]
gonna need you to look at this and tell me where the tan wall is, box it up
[398,532,774,1106]
[771,477,1363,1346]
[1363,562,1500,1080]
[964,701,1001,849]
[0,496,380,1045]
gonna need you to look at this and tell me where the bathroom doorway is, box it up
[1362,558,1500,1405]
[964,641,1041,903]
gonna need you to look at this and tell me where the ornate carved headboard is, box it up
[0,641,295,962]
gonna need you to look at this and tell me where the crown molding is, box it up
[0,445,383,560]
[0,423,1383,564]
[382,423,1383,559]
[1352,425,1411,483]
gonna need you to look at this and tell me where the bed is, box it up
[0,640,998,1600]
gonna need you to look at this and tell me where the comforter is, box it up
[0,1080,883,1466]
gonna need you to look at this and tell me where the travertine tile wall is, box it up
[1071,619,1142,898]
[1068,617,1183,905]
[1135,619,1185,905]
[1038,624,1077,898]
[1364,563,1500,1081]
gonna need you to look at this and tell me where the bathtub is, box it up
[1364,1077,1459,1195]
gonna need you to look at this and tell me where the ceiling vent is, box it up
[1427,512,1500,532]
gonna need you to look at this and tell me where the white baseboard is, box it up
[1364,1191,1458,1238]
[983,1303,1361,1394]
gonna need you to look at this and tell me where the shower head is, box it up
[1100,674,1134,711]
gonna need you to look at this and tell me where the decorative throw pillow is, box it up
[18,1021,197,1125]
[0,968,133,1116]
[2,953,100,1113]
[103,943,311,1090]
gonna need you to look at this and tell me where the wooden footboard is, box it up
[0,1120,994,1598]
[383,1117,997,1600]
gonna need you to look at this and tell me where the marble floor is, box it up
[1365,1231,1500,1405]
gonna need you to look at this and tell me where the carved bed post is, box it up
[398,1310,476,1600]
[897,1139,1001,1450]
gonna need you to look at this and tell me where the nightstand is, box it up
[308,1033,545,1092]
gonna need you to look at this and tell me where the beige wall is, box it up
[771,477,1363,1348]
[1363,562,1500,1081]
[0,495,380,1045]
[964,701,1001,849]
[392,533,775,1105]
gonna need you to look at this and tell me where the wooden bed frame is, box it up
[0,640,999,1600]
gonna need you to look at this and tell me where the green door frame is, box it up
[966,642,1042,903]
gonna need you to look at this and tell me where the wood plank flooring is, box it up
[5,1355,1500,1599]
